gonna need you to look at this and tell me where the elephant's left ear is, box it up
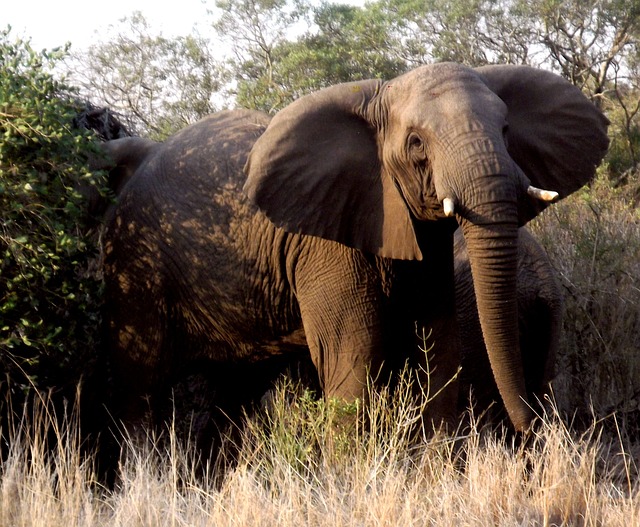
[476,64,610,222]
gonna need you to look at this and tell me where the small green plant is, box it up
[0,29,105,394]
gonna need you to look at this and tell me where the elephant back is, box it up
[154,110,271,194]
[111,110,272,249]
[103,109,298,363]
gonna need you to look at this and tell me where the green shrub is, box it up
[0,30,104,395]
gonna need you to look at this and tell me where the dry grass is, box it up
[1,376,639,527]
[3,174,640,526]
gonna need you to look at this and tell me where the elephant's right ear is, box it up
[84,137,157,219]
[244,81,422,260]
[91,137,158,195]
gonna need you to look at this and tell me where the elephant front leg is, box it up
[310,331,385,403]
[294,244,386,405]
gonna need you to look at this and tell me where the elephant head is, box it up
[244,63,609,432]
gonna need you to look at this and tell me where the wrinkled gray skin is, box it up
[103,63,608,433]
[454,228,562,424]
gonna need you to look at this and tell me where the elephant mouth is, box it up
[412,203,454,222]
[395,179,450,222]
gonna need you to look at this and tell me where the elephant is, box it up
[101,62,608,435]
[244,62,608,431]
[85,136,157,221]
[454,227,562,426]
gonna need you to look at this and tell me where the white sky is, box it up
[4,0,366,52]
[4,0,212,51]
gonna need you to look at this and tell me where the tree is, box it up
[275,3,407,95]
[379,0,640,92]
[214,0,304,112]
[378,0,640,181]
[70,13,225,139]
[517,0,640,101]
[0,29,104,392]
[525,0,640,180]
[216,0,406,112]
[378,0,537,67]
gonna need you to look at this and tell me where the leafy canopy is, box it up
[0,29,104,391]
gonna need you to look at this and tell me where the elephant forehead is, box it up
[389,66,501,122]
[393,62,481,93]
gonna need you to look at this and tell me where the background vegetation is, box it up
[0,32,105,402]
[2,0,640,521]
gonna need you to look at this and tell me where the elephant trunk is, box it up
[459,190,533,432]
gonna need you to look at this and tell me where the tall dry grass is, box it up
[1,375,639,526]
[3,174,640,526]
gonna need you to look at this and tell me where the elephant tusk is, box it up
[443,198,455,217]
[527,185,559,202]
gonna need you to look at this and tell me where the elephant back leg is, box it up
[520,300,558,401]
[104,243,171,432]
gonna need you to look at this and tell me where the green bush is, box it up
[0,30,104,395]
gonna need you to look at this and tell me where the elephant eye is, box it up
[407,132,426,160]
[502,124,510,146]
